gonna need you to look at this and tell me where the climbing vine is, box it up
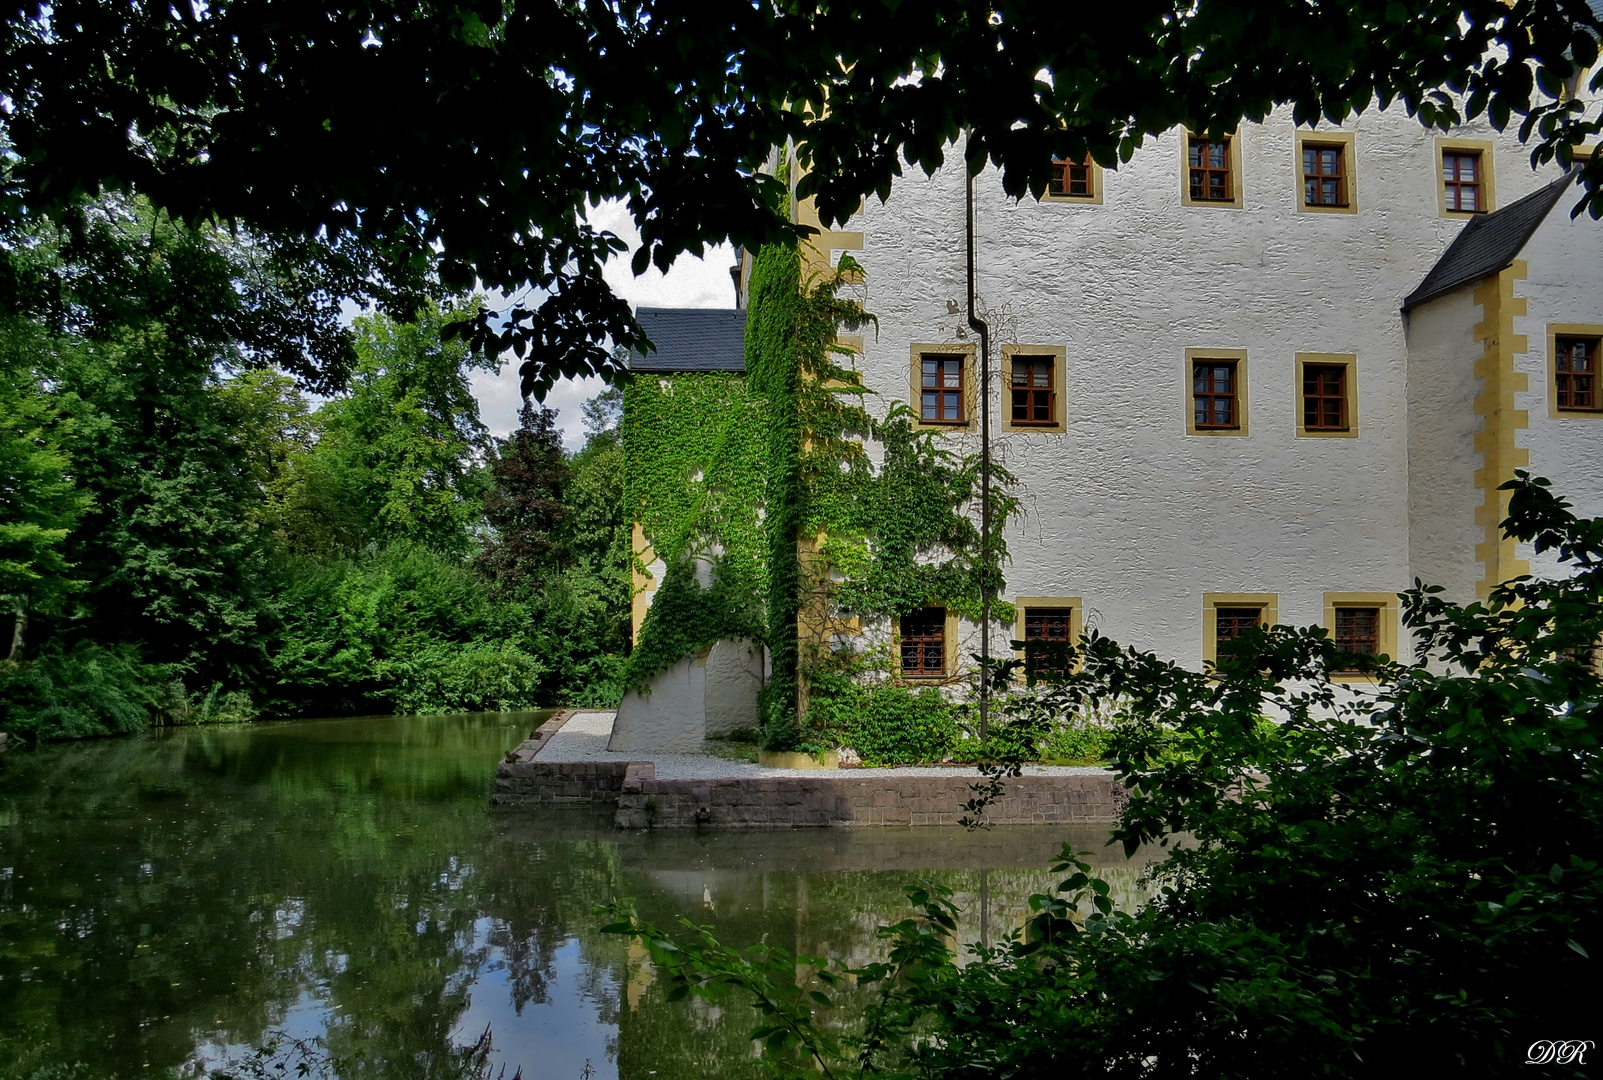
[621,372,766,690]
[624,231,1022,755]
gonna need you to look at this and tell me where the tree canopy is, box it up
[5,0,1602,396]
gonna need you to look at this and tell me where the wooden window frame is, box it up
[1294,130,1358,215]
[1323,592,1401,681]
[1185,349,1250,436]
[1547,324,1603,419]
[1295,353,1360,438]
[910,344,977,431]
[896,607,960,680]
[1014,597,1083,681]
[1044,157,1104,204]
[1436,138,1496,218]
[1180,129,1243,209]
[1001,345,1067,433]
[1202,593,1278,669]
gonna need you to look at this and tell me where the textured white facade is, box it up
[818,104,1603,670]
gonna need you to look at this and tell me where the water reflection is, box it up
[0,713,1152,1079]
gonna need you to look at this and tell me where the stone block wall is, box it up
[612,763,1124,829]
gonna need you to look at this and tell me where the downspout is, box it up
[965,141,992,741]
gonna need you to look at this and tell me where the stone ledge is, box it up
[497,759,1125,828]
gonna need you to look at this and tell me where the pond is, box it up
[0,712,1152,1079]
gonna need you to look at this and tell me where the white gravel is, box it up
[532,711,1112,780]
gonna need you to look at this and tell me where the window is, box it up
[1202,593,1278,668]
[1186,349,1249,436]
[1555,336,1600,411]
[1049,158,1092,198]
[1011,356,1055,425]
[1193,360,1239,429]
[1323,593,1400,677]
[1015,596,1082,679]
[1214,607,1265,661]
[1188,137,1233,202]
[1295,354,1358,438]
[1334,606,1380,655]
[1023,606,1075,679]
[1546,326,1603,420]
[1442,152,1483,212]
[1302,143,1347,207]
[921,356,965,424]
[1003,347,1066,432]
[1437,140,1494,217]
[1303,363,1348,431]
[899,607,947,677]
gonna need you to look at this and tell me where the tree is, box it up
[475,402,570,589]
[5,1,1602,395]
[279,303,495,558]
[0,317,89,659]
[609,472,1603,1078]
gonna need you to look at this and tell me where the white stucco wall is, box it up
[1405,287,1485,603]
[1513,205,1603,580]
[832,104,1577,668]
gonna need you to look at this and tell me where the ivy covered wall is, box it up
[623,240,1020,753]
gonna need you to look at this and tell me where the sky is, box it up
[468,200,740,450]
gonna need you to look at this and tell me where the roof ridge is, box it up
[1402,169,1577,312]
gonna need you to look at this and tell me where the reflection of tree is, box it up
[0,716,1153,1080]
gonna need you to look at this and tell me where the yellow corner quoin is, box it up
[1322,592,1401,681]
[1201,593,1279,667]
[795,190,865,277]
[1000,345,1069,433]
[629,522,658,642]
[1472,262,1532,598]
[1294,353,1360,439]
[1294,129,1359,215]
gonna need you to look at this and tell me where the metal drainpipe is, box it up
[965,143,992,741]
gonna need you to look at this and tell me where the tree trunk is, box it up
[8,601,25,662]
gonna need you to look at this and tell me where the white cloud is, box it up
[472,200,739,450]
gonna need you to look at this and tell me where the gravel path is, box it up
[533,711,1112,780]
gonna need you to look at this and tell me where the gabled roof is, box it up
[628,307,748,373]
[1402,171,1576,312]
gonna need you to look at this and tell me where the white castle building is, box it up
[779,106,1603,675]
[615,105,1603,749]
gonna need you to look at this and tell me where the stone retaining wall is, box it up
[612,762,1123,829]
[490,712,634,808]
[489,715,1125,827]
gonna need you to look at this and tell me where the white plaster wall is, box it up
[1405,288,1486,603]
[609,655,708,752]
[703,638,763,735]
[839,104,1571,669]
[1513,206,1603,580]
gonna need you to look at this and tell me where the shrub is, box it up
[0,641,168,740]
[388,641,548,715]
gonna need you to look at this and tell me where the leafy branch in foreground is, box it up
[609,471,1601,1079]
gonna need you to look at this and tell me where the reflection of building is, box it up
[622,107,1603,742]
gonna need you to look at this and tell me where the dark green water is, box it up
[0,712,1150,1079]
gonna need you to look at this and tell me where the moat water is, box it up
[0,712,1151,1078]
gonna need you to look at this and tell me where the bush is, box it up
[852,684,964,764]
[388,641,548,715]
[0,641,168,740]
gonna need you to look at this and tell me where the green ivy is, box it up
[621,371,767,691]
[623,228,1023,755]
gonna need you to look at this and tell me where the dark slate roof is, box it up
[1402,171,1576,311]
[628,307,747,373]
